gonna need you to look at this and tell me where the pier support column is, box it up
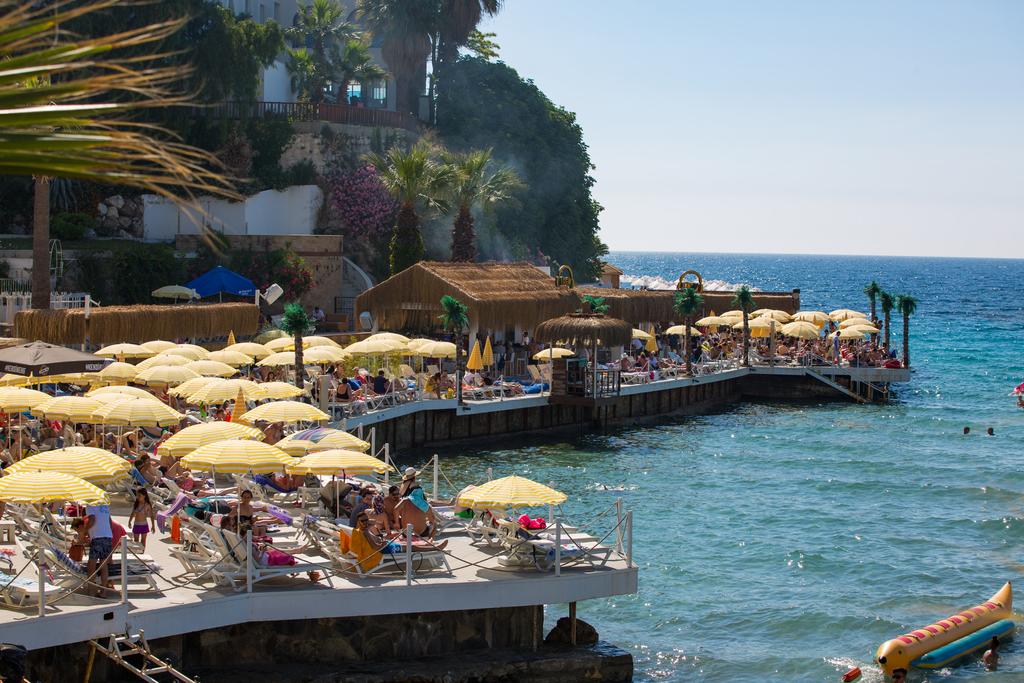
[569,602,577,646]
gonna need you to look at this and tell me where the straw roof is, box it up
[354,262,580,331]
[534,313,632,348]
[14,303,259,345]
[577,287,802,324]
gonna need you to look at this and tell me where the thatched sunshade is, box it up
[534,314,632,348]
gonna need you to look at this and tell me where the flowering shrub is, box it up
[326,165,396,239]
[278,253,313,299]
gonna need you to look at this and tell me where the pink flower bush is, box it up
[327,165,397,240]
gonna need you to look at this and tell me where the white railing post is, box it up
[554,519,561,577]
[486,467,493,482]
[245,530,253,593]
[37,554,45,617]
[432,454,439,501]
[370,428,376,458]
[625,511,633,567]
[120,535,128,604]
[383,443,390,489]
[356,424,363,439]
[615,498,623,555]
[405,523,413,586]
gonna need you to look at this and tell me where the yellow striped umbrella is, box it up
[162,346,208,361]
[411,341,456,358]
[181,440,293,474]
[156,421,264,459]
[95,343,153,359]
[136,353,192,370]
[466,340,483,371]
[95,361,139,384]
[0,374,28,387]
[301,346,350,364]
[226,330,237,346]
[167,376,221,398]
[365,332,409,344]
[135,365,201,387]
[829,309,867,322]
[406,338,431,353]
[187,379,263,405]
[754,310,792,323]
[831,327,871,340]
[838,317,873,329]
[256,351,304,368]
[32,396,103,422]
[7,447,131,484]
[223,342,272,360]
[33,373,96,386]
[264,337,298,352]
[87,385,158,400]
[0,471,108,504]
[482,337,494,366]
[0,387,51,412]
[695,315,734,328]
[532,347,574,361]
[455,475,566,509]
[780,321,821,340]
[184,360,239,378]
[631,328,653,341]
[276,427,370,456]
[848,323,880,334]
[664,325,703,336]
[720,310,745,320]
[304,336,344,348]
[344,338,408,355]
[285,449,393,476]
[206,349,254,367]
[141,340,177,353]
[92,399,183,427]
[255,382,305,400]
[239,400,329,424]
[791,311,830,325]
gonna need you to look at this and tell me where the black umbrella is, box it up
[0,341,110,377]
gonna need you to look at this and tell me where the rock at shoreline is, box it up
[544,617,599,646]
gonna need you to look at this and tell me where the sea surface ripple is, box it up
[431,253,1024,682]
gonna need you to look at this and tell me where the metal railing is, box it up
[198,100,421,132]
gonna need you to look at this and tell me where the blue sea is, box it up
[432,252,1024,682]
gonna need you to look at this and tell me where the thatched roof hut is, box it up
[577,287,801,323]
[535,314,632,348]
[354,262,580,333]
[14,303,259,345]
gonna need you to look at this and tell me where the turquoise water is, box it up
[423,253,1024,682]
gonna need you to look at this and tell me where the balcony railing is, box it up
[199,101,421,133]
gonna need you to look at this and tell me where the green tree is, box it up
[439,294,469,404]
[442,148,520,261]
[730,286,757,367]
[336,38,388,102]
[880,291,895,351]
[280,303,313,389]
[673,288,704,376]
[581,295,609,315]
[358,0,436,115]
[465,29,499,60]
[111,244,187,305]
[287,48,320,103]
[366,141,452,274]
[437,57,607,279]
[896,294,918,369]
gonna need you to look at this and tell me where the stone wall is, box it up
[280,123,417,176]
[27,606,544,682]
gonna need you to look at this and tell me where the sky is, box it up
[480,1,1024,258]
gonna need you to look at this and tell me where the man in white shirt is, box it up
[84,504,113,594]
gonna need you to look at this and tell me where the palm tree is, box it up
[879,291,895,351]
[287,48,320,103]
[863,280,881,322]
[442,148,520,262]
[731,286,757,367]
[358,0,436,115]
[439,294,468,405]
[366,141,452,274]
[435,0,502,98]
[673,288,704,376]
[280,303,313,390]
[336,38,388,102]
[896,294,918,369]
[1,1,237,310]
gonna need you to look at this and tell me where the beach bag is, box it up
[263,548,295,566]
[69,542,85,562]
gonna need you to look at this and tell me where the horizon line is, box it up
[605,249,1024,262]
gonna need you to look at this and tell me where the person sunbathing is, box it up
[395,486,437,539]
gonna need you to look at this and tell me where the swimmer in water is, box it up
[983,635,999,670]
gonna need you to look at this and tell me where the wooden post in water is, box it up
[569,602,577,645]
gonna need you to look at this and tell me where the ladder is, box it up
[84,631,197,683]
[804,367,868,403]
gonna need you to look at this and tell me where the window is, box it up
[346,81,362,105]
[371,80,388,105]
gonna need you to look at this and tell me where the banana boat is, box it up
[876,581,1013,677]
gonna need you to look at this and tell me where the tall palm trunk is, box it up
[869,297,876,323]
[901,315,910,368]
[389,202,425,275]
[683,319,692,376]
[450,204,476,262]
[294,334,305,390]
[31,177,50,309]
[883,311,891,350]
[741,312,750,367]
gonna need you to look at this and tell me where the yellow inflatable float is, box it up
[876,582,1013,677]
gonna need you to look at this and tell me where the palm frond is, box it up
[439,294,468,332]
[0,0,237,203]
[673,288,704,318]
